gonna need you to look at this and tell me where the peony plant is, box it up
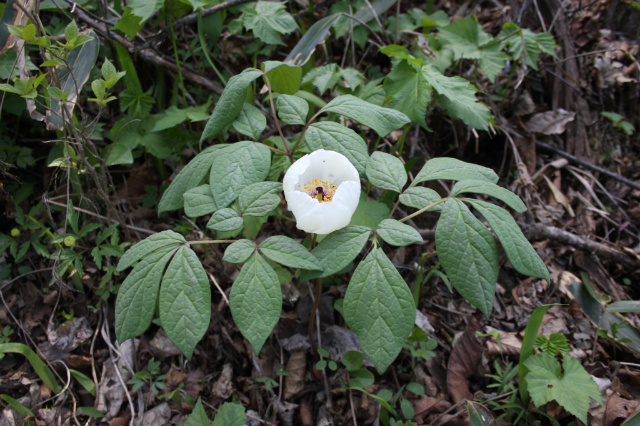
[114,61,549,373]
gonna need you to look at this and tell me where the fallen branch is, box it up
[536,140,640,191]
[522,222,640,271]
[73,8,223,94]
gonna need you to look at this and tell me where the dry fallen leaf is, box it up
[447,317,482,403]
[526,109,576,135]
[284,351,306,400]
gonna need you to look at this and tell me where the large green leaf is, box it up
[200,69,262,144]
[343,247,416,373]
[452,180,526,212]
[47,30,99,130]
[421,65,491,131]
[383,60,431,128]
[436,199,498,317]
[399,187,442,210]
[259,236,321,270]
[242,1,297,45]
[276,94,308,125]
[128,0,164,23]
[438,16,491,60]
[183,184,217,218]
[413,157,498,185]
[117,230,185,272]
[321,95,410,137]
[238,181,282,217]
[159,245,211,359]
[300,226,371,281]
[469,200,549,281]
[524,354,602,423]
[376,219,423,247]
[479,41,509,83]
[231,103,266,140]
[262,61,302,95]
[185,398,212,426]
[158,145,227,213]
[366,151,407,192]
[305,122,369,175]
[207,208,243,232]
[209,141,271,209]
[116,245,179,343]
[230,253,282,353]
[212,402,246,426]
[223,239,257,264]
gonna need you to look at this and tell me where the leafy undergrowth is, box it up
[1,0,640,425]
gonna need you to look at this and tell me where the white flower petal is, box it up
[283,149,361,234]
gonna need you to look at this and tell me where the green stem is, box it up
[399,198,448,223]
[168,22,187,106]
[188,239,238,245]
[262,73,290,153]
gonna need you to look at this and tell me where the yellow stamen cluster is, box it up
[298,179,337,203]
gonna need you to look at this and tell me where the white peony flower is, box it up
[283,149,361,234]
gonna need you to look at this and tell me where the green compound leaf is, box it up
[184,184,217,218]
[230,253,282,354]
[436,199,498,317]
[276,94,308,125]
[158,145,227,213]
[238,181,282,217]
[259,235,321,270]
[321,94,411,137]
[243,1,297,45]
[212,402,246,426]
[479,41,510,83]
[438,16,492,60]
[116,245,179,343]
[117,230,185,272]
[223,239,257,264]
[376,219,423,247]
[366,152,408,192]
[383,57,431,128]
[300,225,371,281]
[343,247,416,373]
[185,398,212,426]
[210,141,272,209]
[231,103,266,140]
[263,61,302,95]
[305,122,369,175]
[201,69,263,144]
[159,245,211,359]
[468,200,549,281]
[207,208,243,232]
[452,180,526,213]
[524,354,603,424]
[414,157,498,185]
[421,64,491,131]
[399,187,442,211]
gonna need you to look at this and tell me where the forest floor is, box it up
[1,0,640,425]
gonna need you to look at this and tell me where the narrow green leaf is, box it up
[263,61,302,95]
[518,304,553,402]
[184,184,217,218]
[159,245,211,359]
[117,230,185,272]
[305,122,369,175]
[468,200,549,280]
[421,65,491,131]
[212,402,246,426]
[77,407,104,418]
[70,369,96,396]
[116,246,178,342]
[230,253,282,354]
[399,187,442,210]
[452,180,526,213]
[366,152,407,192]
[414,157,498,185]
[231,103,266,140]
[207,208,243,232]
[276,94,308,125]
[285,14,340,65]
[1,394,35,417]
[158,145,227,213]
[376,219,423,247]
[209,141,271,209]
[343,248,416,373]
[223,239,257,264]
[0,343,62,394]
[606,301,640,313]
[321,95,411,137]
[435,199,498,317]
[259,235,321,270]
[238,182,282,217]
[200,69,263,144]
[301,225,371,281]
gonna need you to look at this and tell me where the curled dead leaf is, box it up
[526,109,576,135]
